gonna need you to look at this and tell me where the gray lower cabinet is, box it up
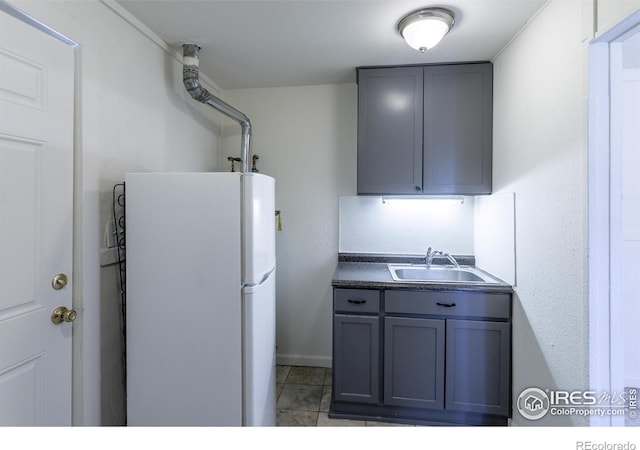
[332,289,381,404]
[333,315,380,404]
[384,317,445,409]
[445,319,511,416]
[331,287,512,426]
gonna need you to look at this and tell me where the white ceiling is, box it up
[117,0,545,90]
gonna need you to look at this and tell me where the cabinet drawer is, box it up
[334,289,380,314]
[385,290,510,319]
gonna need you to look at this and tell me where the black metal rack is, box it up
[112,182,127,422]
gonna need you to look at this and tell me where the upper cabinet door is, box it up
[357,67,423,194]
[423,63,493,194]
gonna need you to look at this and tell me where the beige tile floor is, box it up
[276,365,412,427]
[276,371,640,427]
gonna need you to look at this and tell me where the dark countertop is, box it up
[332,253,513,294]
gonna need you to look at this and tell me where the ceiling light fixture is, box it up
[397,7,455,53]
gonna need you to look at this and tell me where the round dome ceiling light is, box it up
[397,7,455,53]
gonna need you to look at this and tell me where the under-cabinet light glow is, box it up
[381,196,465,205]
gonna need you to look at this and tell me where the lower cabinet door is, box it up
[333,315,380,403]
[445,319,511,416]
[384,316,445,409]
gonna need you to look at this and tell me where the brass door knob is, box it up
[51,306,77,325]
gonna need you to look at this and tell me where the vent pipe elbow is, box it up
[182,43,252,172]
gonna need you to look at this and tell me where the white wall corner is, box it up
[582,0,597,43]
[98,0,224,96]
[473,193,516,286]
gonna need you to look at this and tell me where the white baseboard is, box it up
[276,353,332,368]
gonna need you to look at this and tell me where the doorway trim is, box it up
[588,8,640,427]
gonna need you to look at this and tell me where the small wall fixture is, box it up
[397,7,455,52]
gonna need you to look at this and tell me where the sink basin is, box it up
[388,264,501,284]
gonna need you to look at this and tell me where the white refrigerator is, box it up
[125,172,276,426]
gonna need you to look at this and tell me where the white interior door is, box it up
[0,9,74,425]
[617,40,640,392]
[589,13,640,426]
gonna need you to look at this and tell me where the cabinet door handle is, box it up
[347,299,367,304]
[436,302,456,308]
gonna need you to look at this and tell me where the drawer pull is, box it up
[436,302,456,308]
[347,299,367,304]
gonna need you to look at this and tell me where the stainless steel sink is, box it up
[387,264,502,284]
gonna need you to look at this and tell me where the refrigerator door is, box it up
[126,172,243,426]
[243,173,276,285]
[243,269,277,426]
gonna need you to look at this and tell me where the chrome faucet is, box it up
[425,247,439,265]
[426,247,459,267]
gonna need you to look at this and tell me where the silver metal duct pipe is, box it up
[182,43,252,173]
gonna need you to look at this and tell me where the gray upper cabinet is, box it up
[357,67,423,194]
[357,63,493,195]
[423,64,493,194]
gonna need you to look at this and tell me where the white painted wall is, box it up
[9,0,224,425]
[492,0,589,425]
[474,193,516,286]
[597,0,640,39]
[223,84,357,367]
[9,0,637,427]
[222,81,508,372]
[339,196,475,256]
